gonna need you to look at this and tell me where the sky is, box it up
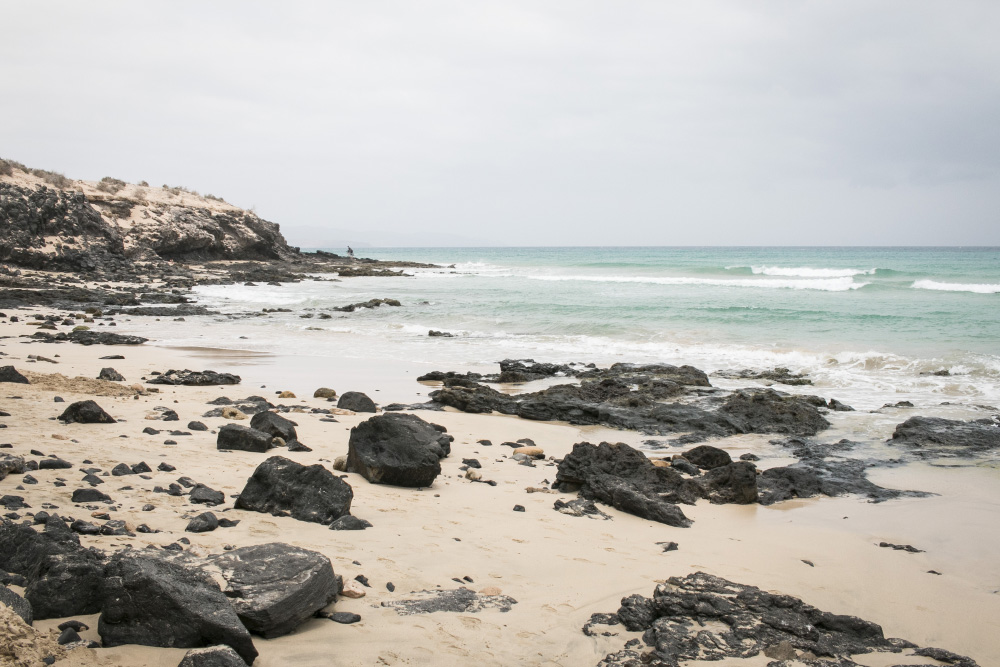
[2,1,999,247]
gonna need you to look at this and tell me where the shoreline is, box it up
[1,303,998,666]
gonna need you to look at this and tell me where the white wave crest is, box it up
[750,266,877,278]
[528,275,866,291]
[912,280,1000,294]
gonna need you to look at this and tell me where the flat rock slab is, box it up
[381,588,517,615]
[208,543,338,638]
[590,571,979,667]
[889,416,1000,458]
[150,369,242,386]
[235,455,353,524]
[99,551,257,664]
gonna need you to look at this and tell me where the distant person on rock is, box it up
[347,246,354,258]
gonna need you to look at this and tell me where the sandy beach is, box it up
[1,306,998,667]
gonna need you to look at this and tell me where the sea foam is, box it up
[912,280,1000,294]
[749,266,877,278]
[527,274,866,291]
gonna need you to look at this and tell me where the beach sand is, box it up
[1,311,998,666]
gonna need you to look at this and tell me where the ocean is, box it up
[135,246,1000,413]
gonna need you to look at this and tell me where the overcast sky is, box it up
[3,2,998,246]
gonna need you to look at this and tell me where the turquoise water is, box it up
[357,246,1000,360]
[152,246,1000,410]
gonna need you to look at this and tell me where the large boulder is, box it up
[698,461,759,504]
[208,543,338,638]
[99,551,257,664]
[235,456,353,525]
[217,425,273,453]
[59,400,116,424]
[0,515,106,619]
[718,389,830,436]
[0,365,29,384]
[337,391,377,413]
[248,411,297,442]
[346,413,453,487]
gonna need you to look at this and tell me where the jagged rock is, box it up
[59,400,116,424]
[248,411,297,442]
[235,456,353,525]
[178,645,249,667]
[217,425,273,453]
[99,551,257,664]
[889,416,1000,458]
[150,370,242,386]
[332,298,401,312]
[337,391,377,413]
[699,461,759,504]
[715,367,813,385]
[208,543,338,638]
[346,413,453,487]
[111,463,134,476]
[98,367,125,382]
[758,459,928,506]
[590,571,976,667]
[555,442,697,527]
[717,389,830,436]
[0,365,29,384]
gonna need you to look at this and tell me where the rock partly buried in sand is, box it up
[346,413,453,487]
[249,411,297,442]
[337,391,377,413]
[59,400,116,424]
[99,551,257,664]
[0,583,33,625]
[217,424,274,453]
[0,453,25,481]
[178,645,249,667]
[235,456,353,525]
[589,571,976,667]
[208,543,338,639]
[889,415,1000,458]
[0,365,30,384]
[313,387,337,399]
[149,369,242,386]
[97,367,125,382]
[68,330,147,346]
[382,588,517,615]
[553,498,612,520]
[329,515,372,530]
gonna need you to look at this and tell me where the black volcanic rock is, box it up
[235,456,353,525]
[346,413,453,487]
[217,424,273,453]
[337,391,377,413]
[98,551,257,664]
[59,400,116,424]
[249,411,297,442]
[208,543,338,638]
[681,444,732,470]
[150,369,242,386]
[98,367,125,382]
[0,365,29,384]
[587,571,973,666]
[889,415,1000,458]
